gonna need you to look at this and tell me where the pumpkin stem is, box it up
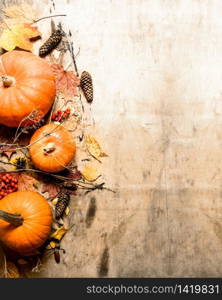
[0,210,23,227]
[1,75,15,88]
[43,142,56,155]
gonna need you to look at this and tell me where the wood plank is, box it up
[1,0,222,277]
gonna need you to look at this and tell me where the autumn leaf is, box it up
[41,182,61,199]
[67,167,82,181]
[16,173,40,191]
[51,64,80,97]
[0,23,40,51]
[80,165,101,182]
[0,145,17,160]
[2,2,37,25]
[6,261,20,278]
[51,226,68,241]
[85,136,108,161]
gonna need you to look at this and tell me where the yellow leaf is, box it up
[0,23,40,51]
[17,173,40,192]
[51,226,68,241]
[6,261,20,278]
[85,136,108,160]
[80,165,101,182]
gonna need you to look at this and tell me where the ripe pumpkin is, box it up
[0,191,52,256]
[29,123,76,173]
[0,50,56,127]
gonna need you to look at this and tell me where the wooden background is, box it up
[1,0,222,277]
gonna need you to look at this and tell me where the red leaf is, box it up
[68,167,82,181]
[0,145,17,160]
[41,182,61,199]
[51,64,80,97]
[17,173,39,191]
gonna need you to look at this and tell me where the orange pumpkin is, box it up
[0,50,56,127]
[29,123,76,173]
[0,191,52,256]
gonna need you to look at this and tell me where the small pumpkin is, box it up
[0,50,56,127]
[0,191,52,256]
[29,123,76,173]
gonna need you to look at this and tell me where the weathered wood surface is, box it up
[2,0,222,277]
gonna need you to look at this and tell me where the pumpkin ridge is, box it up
[16,86,36,111]
[18,84,52,111]
[24,221,51,230]
[1,52,23,79]
[0,55,8,75]
[24,210,52,220]
[20,81,54,99]
[11,88,35,123]
[3,228,29,253]
[19,226,37,253]
[23,222,48,243]
[4,88,21,123]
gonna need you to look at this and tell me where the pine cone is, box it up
[55,192,70,219]
[80,71,93,103]
[39,30,62,57]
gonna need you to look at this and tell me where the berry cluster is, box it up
[0,174,18,199]
[51,109,71,122]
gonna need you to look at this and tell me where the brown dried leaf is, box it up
[0,145,17,160]
[85,136,108,161]
[6,261,20,278]
[17,173,40,191]
[41,182,60,199]
[2,2,37,24]
[51,64,80,97]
